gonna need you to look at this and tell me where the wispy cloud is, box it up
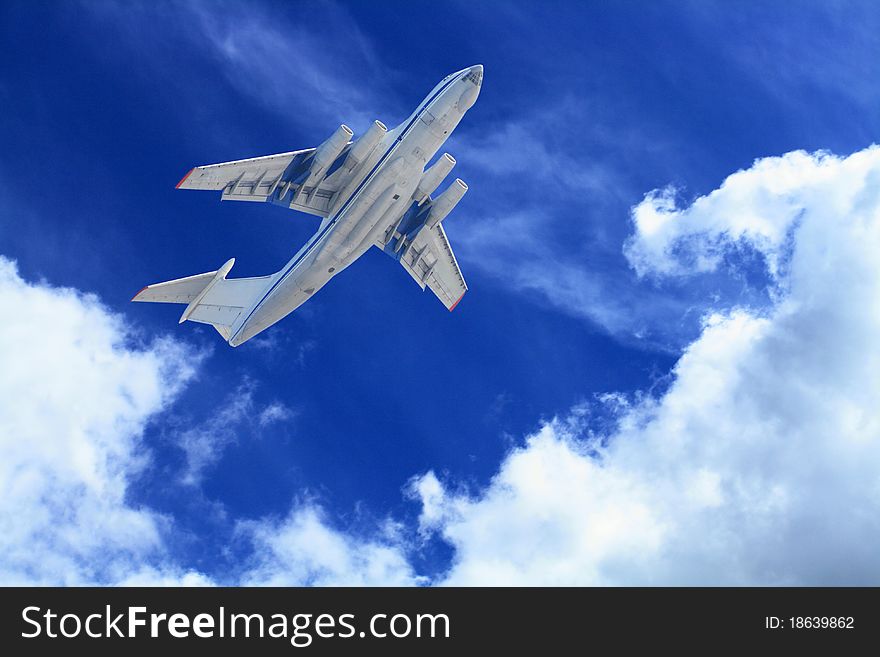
[448,100,697,343]
[245,330,317,368]
[188,1,398,133]
[685,2,880,128]
[259,401,296,428]
[453,111,622,199]
[86,0,404,137]
[176,381,296,486]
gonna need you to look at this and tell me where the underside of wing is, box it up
[176,149,326,213]
[376,201,468,311]
[406,223,468,310]
[175,121,390,219]
[175,150,308,193]
[176,146,357,218]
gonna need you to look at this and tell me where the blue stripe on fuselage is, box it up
[230,72,463,343]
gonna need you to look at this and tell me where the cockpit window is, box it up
[465,69,482,85]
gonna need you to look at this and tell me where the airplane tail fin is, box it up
[132,258,274,342]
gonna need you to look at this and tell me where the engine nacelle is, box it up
[347,120,387,169]
[426,178,468,230]
[414,153,456,206]
[312,124,354,172]
[294,124,353,201]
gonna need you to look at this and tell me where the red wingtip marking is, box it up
[175,168,194,189]
[131,285,148,302]
[449,291,466,312]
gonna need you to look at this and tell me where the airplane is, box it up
[132,65,483,347]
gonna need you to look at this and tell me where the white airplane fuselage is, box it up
[227,66,482,346]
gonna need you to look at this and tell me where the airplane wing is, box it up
[176,147,340,218]
[176,122,388,219]
[176,149,309,196]
[377,211,468,311]
[404,223,468,310]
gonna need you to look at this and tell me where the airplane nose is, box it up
[468,64,483,86]
[457,65,483,111]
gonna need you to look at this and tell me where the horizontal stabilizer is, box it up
[131,271,216,304]
[132,260,275,342]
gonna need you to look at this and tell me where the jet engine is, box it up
[414,153,456,206]
[426,178,468,230]
[313,124,354,171]
[346,120,387,170]
[294,124,353,200]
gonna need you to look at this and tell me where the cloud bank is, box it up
[0,257,204,584]
[413,145,880,584]
[0,256,415,586]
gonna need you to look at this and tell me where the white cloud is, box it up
[239,505,418,586]
[413,424,665,585]
[623,148,864,279]
[412,145,880,585]
[0,255,411,586]
[258,401,295,427]
[0,257,208,584]
[114,567,216,587]
[0,252,411,588]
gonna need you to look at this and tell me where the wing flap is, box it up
[377,217,468,311]
[175,147,353,218]
[402,224,467,310]
[176,150,311,194]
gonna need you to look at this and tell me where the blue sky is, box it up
[2,1,880,585]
